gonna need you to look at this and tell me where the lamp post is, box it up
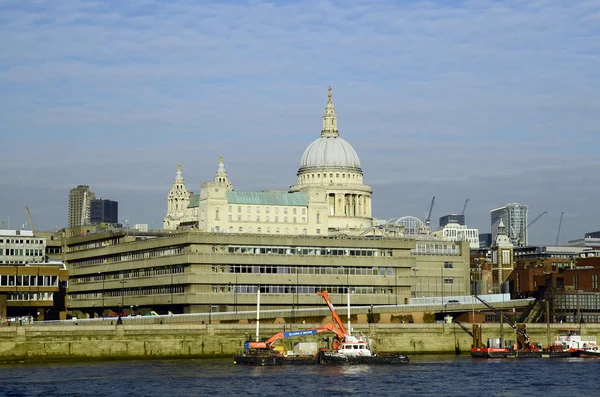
[441,264,444,307]
[289,278,295,325]
[394,268,398,306]
[98,272,105,315]
[170,270,174,314]
[119,280,126,314]
[412,267,419,298]
[235,273,238,313]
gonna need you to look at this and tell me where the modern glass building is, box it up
[90,199,119,225]
[439,214,465,228]
[490,203,528,247]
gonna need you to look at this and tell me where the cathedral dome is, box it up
[298,87,362,174]
[299,136,361,172]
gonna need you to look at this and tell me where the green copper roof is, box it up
[187,194,200,208]
[227,191,308,206]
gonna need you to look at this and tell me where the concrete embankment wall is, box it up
[1,323,598,362]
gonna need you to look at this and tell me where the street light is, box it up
[98,272,105,315]
[119,280,126,313]
[412,267,419,298]
[235,273,238,313]
[288,278,295,324]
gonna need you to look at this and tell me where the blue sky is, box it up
[1,0,599,244]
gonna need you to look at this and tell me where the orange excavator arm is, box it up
[316,291,347,337]
[244,323,344,350]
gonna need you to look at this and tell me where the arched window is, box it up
[266,227,271,233]
[257,227,262,233]
[294,228,298,234]
[303,228,307,234]
[248,226,253,233]
[276,228,280,233]
[238,227,243,233]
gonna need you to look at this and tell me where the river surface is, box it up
[0,355,596,397]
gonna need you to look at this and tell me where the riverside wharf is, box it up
[1,322,599,362]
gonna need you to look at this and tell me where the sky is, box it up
[0,0,599,245]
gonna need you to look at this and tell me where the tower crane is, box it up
[528,211,547,228]
[424,196,435,228]
[556,212,564,245]
[81,191,87,227]
[461,199,470,216]
[25,206,35,233]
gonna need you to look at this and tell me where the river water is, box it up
[0,355,596,397]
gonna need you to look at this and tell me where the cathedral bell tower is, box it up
[214,155,233,190]
[163,164,192,230]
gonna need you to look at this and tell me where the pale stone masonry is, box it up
[163,88,372,236]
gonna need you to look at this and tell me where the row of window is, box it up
[412,243,460,256]
[71,266,184,284]
[220,264,395,276]
[0,275,59,287]
[70,285,185,301]
[216,226,315,234]
[225,245,379,257]
[71,246,185,268]
[215,285,409,295]
[230,206,307,215]
[0,248,44,257]
[7,292,54,301]
[69,238,120,253]
[228,215,307,224]
[0,238,44,244]
[300,172,361,180]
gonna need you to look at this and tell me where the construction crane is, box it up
[424,196,436,228]
[81,191,87,227]
[474,295,533,350]
[556,212,564,245]
[461,199,470,216]
[528,211,547,228]
[515,211,548,246]
[25,206,35,233]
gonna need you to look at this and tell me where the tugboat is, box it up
[315,291,409,365]
[552,328,597,357]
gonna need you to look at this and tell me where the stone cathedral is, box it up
[163,88,374,236]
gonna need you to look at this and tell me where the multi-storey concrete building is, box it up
[64,228,470,317]
[433,222,479,249]
[68,185,95,227]
[0,230,46,265]
[0,230,68,320]
[490,203,528,246]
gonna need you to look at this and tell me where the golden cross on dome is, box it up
[220,155,223,163]
[327,86,332,103]
[177,163,181,172]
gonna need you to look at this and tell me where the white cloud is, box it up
[0,0,599,243]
